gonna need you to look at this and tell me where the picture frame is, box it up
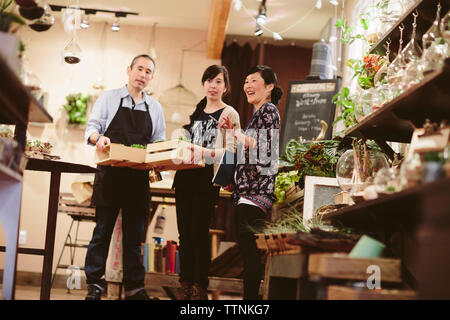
[303,176,341,223]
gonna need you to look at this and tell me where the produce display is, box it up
[24,139,59,160]
[130,144,146,149]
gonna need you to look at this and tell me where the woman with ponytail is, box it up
[172,65,240,300]
[220,65,282,300]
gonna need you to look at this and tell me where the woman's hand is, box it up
[189,144,205,164]
[219,116,236,130]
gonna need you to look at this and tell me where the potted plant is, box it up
[62,93,91,127]
[0,0,25,73]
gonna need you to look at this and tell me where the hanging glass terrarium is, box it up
[420,3,447,74]
[386,25,406,99]
[441,9,450,56]
[20,55,43,101]
[28,0,55,32]
[401,11,423,87]
[62,32,82,64]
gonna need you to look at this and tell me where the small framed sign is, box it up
[303,176,341,223]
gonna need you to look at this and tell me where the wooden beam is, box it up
[207,0,233,59]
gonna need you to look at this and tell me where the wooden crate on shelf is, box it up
[255,233,305,255]
[284,183,304,204]
[94,143,146,167]
[135,139,205,171]
[308,253,402,283]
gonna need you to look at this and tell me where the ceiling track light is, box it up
[111,19,120,32]
[80,14,89,29]
[49,4,138,18]
[256,0,267,25]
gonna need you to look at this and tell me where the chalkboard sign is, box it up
[280,78,340,154]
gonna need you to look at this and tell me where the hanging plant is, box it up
[332,86,357,128]
[0,0,26,32]
[332,1,390,128]
[62,93,90,125]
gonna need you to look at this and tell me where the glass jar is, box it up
[336,149,390,192]
[20,56,43,101]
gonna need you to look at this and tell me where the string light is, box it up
[316,0,322,9]
[272,32,283,40]
[233,0,242,11]
[254,25,263,36]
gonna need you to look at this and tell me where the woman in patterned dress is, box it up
[220,65,282,300]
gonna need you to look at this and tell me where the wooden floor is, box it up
[1,284,242,300]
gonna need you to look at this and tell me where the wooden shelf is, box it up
[321,177,450,230]
[0,57,52,126]
[370,0,450,57]
[0,163,22,182]
[345,59,450,143]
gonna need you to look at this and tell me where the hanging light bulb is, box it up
[254,25,263,36]
[329,0,339,6]
[316,0,322,9]
[111,19,120,32]
[273,32,283,40]
[233,0,242,12]
[80,14,89,29]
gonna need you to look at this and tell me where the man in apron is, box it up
[84,54,166,300]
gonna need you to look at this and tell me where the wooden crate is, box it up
[256,233,308,255]
[327,285,417,300]
[95,143,146,167]
[284,183,304,204]
[134,139,205,171]
[308,253,402,283]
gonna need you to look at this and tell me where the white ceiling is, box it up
[48,0,340,41]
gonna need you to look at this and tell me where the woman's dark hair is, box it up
[183,65,231,131]
[246,65,283,105]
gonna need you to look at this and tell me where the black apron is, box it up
[91,96,153,209]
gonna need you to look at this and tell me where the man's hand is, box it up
[96,136,111,152]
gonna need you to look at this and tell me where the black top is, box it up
[173,107,224,192]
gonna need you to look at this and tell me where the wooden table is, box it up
[0,159,97,300]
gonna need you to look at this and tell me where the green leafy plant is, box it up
[275,171,300,203]
[332,87,357,128]
[62,93,90,125]
[335,18,367,45]
[130,144,145,149]
[332,1,390,128]
[0,0,25,32]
